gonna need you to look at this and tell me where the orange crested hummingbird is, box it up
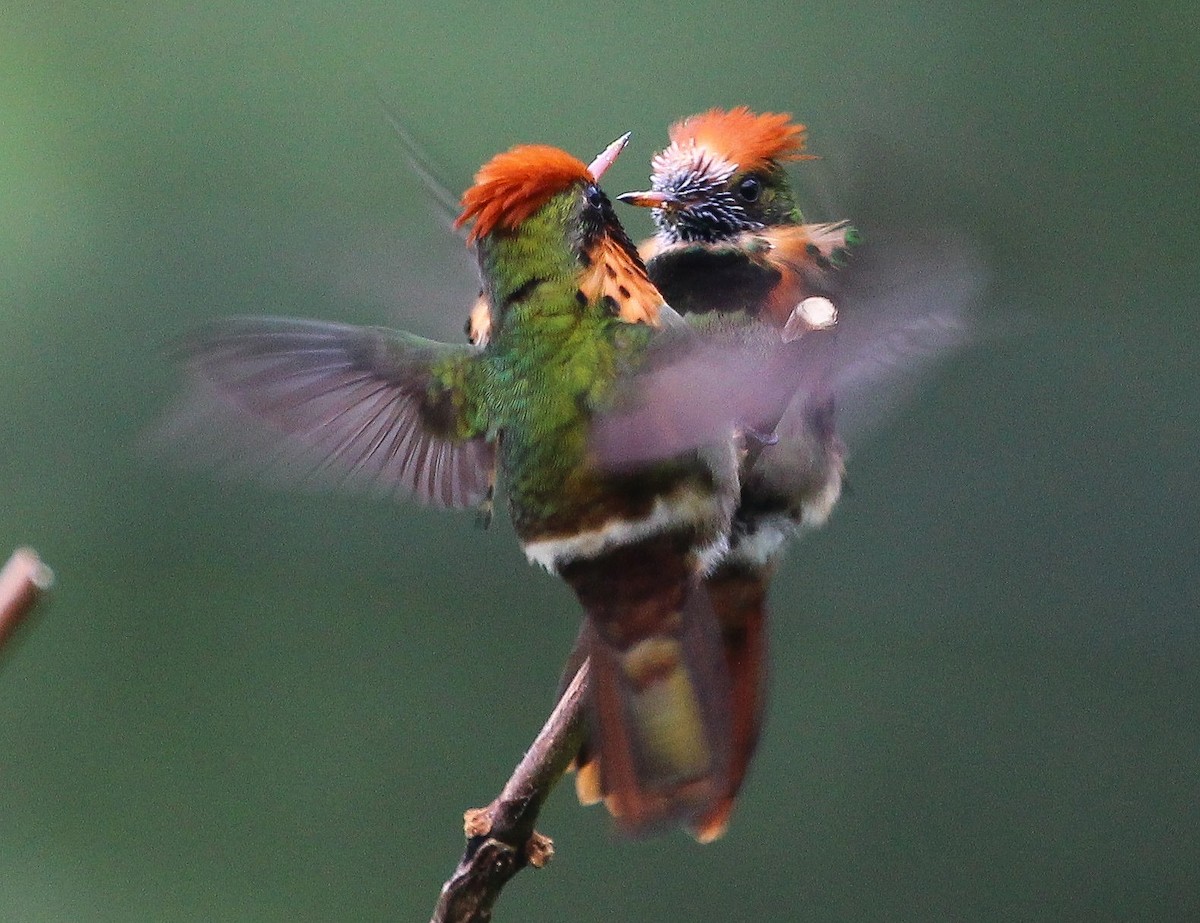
[618,105,856,335]
[598,107,984,839]
[178,138,743,837]
[599,107,859,838]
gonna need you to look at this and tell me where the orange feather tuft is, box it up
[758,222,857,326]
[668,106,814,171]
[456,144,593,243]
[579,235,666,327]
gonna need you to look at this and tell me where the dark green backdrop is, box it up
[2,2,1196,920]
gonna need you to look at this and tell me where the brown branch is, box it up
[0,547,53,651]
[431,658,590,923]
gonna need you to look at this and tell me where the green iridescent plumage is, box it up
[181,141,741,839]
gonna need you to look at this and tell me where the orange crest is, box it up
[667,106,814,171]
[456,144,593,243]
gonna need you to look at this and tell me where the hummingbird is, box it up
[598,107,985,840]
[178,138,742,838]
[617,106,857,338]
[592,107,861,838]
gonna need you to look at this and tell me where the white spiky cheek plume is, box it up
[649,142,738,196]
[647,143,761,243]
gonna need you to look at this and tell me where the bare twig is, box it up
[0,547,53,650]
[431,659,590,923]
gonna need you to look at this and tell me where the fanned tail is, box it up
[690,564,771,842]
[584,583,732,836]
[559,537,733,838]
[561,564,769,841]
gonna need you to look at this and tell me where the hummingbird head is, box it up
[618,107,815,244]
[457,136,666,332]
[456,138,625,245]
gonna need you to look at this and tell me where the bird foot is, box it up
[462,805,553,868]
[526,832,554,868]
[463,806,494,838]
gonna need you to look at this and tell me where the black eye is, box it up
[736,176,761,202]
[586,185,606,208]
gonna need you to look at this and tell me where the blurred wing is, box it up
[592,230,988,467]
[161,317,495,509]
[591,320,797,468]
[821,230,986,448]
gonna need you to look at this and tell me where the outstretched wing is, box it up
[166,317,495,509]
[818,231,985,447]
[592,230,987,467]
[590,319,798,468]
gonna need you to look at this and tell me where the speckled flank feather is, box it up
[666,106,814,172]
[579,234,666,327]
[456,144,594,243]
[759,221,859,326]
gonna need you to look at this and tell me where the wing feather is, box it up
[592,232,987,467]
[168,317,495,508]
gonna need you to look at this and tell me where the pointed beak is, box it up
[587,131,631,181]
[616,189,680,210]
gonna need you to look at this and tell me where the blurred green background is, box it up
[2,2,1196,920]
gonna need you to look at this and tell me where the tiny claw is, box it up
[525,832,554,868]
[781,296,838,343]
[463,807,493,838]
[588,131,631,180]
[617,189,678,209]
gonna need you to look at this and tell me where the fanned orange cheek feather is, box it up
[757,222,856,326]
[456,144,594,243]
[466,233,665,339]
[580,235,666,327]
[668,106,815,171]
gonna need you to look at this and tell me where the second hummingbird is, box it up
[601,107,859,839]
